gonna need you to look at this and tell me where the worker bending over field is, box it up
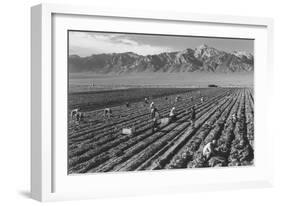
[151,107,160,132]
[76,112,84,123]
[231,114,237,123]
[203,140,217,160]
[71,108,85,124]
[104,108,112,120]
[169,107,176,122]
[200,97,204,103]
[175,95,181,102]
[71,108,80,120]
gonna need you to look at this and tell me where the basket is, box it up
[122,127,135,135]
[160,117,170,127]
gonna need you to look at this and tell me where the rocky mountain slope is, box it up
[69,44,254,74]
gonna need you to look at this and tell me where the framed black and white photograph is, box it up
[67,31,254,174]
[31,3,274,201]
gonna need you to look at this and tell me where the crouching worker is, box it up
[104,108,112,122]
[76,112,84,123]
[230,113,237,124]
[71,108,80,120]
[151,108,160,132]
[175,95,181,102]
[169,107,176,123]
[203,140,217,161]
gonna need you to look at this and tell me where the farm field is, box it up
[69,87,201,112]
[68,87,254,174]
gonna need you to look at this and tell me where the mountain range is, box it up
[69,44,254,74]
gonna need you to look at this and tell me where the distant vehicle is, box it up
[208,84,218,88]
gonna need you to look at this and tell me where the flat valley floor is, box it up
[69,73,253,93]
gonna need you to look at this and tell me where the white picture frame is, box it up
[31,3,274,202]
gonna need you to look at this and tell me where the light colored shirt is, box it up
[203,142,213,157]
[169,109,175,117]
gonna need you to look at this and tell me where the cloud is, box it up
[116,38,139,46]
[69,31,173,57]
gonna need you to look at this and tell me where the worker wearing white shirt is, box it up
[203,140,216,160]
[169,107,176,122]
[150,102,155,110]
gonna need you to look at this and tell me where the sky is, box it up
[69,31,254,57]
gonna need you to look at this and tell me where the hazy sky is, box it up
[69,31,254,57]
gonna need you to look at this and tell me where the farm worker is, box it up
[175,95,181,102]
[126,102,130,108]
[80,112,84,121]
[169,107,176,122]
[144,97,149,104]
[150,107,156,119]
[190,106,196,126]
[104,108,112,119]
[150,102,155,110]
[71,108,79,120]
[231,114,237,123]
[76,112,80,122]
[200,97,204,103]
[203,140,217,160]
[76,112,84,123]
[190,96,193,102]
[151,108,160,132]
